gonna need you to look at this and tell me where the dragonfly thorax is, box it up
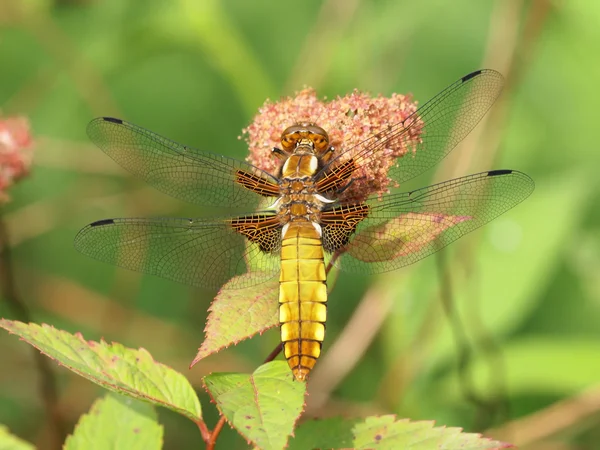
[276,178,329,229]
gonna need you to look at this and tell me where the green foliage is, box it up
[0,425,35,450]
[0,320,201,422]
[1,320,512,449]
[204,362,305,450]
[289,417,357,449]
[1,0,600,448]
[192,275,278,365]
[426,171,593,367]
[64,394,163,450]
[438,336,600,402]
[351,416,509,450]
[290,416,511,450]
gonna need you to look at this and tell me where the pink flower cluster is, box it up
[0,116,33,203]
[242,87,422,200]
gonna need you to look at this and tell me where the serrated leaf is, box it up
[291,416,511,449]
[203,361,305,450]
[0,320,201,422]
[191,274,278,365]
[0,425,35,450]
[352,416,511,450]
[64,394,163,450]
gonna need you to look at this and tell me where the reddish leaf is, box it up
[191,274,278,366]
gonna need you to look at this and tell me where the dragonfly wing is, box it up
[74,215,282,289]
[318,70,504,187]
[321,170,534,274]
[87,117,280,209]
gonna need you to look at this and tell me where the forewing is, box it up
[74,216,281,289]
[328,170,534,274]
[87,117,280,208]
[319,70,504,186]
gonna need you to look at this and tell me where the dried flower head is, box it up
[0,116,34,203]
[242,87,422,200]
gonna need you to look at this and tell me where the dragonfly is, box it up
[75,69,534,382]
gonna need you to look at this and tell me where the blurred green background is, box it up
[1,0,600,449]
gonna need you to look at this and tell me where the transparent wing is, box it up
[324,170,534,274]
[74,216,282,289]
[87,117,280,208]
[319,69,504,185]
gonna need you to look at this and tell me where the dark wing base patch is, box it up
[228,214,282,253]
[321,204,370,252]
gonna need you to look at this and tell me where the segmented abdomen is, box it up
[279,222,327,381]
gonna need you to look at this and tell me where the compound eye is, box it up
[311,135,329,151]
[281,134,297,150]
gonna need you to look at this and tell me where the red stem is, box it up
[325,251,341,275]
[195,418,211,444]
[207,416,227,450]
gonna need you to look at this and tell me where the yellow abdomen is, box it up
[279,222,327,381]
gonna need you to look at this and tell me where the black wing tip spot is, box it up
[90,218,115,227]
[101,117,123,124]
[462,70,483,83]
[487,169,513,177]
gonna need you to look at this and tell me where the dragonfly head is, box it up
[280,123,330,155]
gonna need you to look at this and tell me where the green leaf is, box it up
[291,416,512,449]
[64,394,163,450]
[191,274,278,365]
[0,425,35,450]
[203,361,305,450]
[352,416,512,449]
[0,320,201,422]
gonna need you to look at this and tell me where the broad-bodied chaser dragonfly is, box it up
[75,70,534,381]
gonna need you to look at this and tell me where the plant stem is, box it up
[435,248,506,429]
[264,342,283,364]
[325,251,340,275]
[206,415,227,450]
[195,418,211,443]
[0,217,66,448]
